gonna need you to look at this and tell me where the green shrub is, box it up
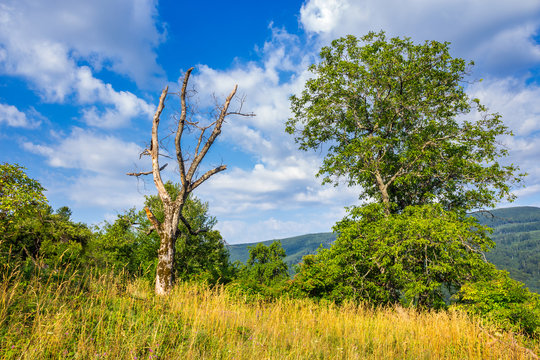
[453,270,540,338]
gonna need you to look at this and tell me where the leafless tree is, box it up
[128,67,253,295]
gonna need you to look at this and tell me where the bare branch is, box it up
[176,67,194,189]
[151,86,171,203]
[195,127,206,157]
[179,213,209,236]
[144,206,160,232]
[127,163,168,177]
[190,165,227,191]
[226,111,256,117]
[185,85,238,183]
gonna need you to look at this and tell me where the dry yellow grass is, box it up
[1,268,538,359]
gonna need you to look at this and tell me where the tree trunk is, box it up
[375,172,391,215]
[155,228,177,295]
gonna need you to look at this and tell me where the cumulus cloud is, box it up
[0,0,159,128]
[23,127,142,174]
[76,67,155,128]
[464,77,540,204]
[0,103,41,128]
[0,0,165,88]
[299,0,540,77]
[468,77,540,136]
[23,128,150,208]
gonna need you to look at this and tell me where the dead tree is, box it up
[128,67,252,295]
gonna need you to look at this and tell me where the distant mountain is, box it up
[472,206,540,293]
[227,206,540,293]
[227,232,336,269]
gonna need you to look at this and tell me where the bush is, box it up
[293,204,495,308]
[453,270,540,338]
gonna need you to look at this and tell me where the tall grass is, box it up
[1,265,538,359]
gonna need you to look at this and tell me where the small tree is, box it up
[128,68,252,295]
[93,184,231,284]
[453,270,540,337]
[237,241,289,297]
[287,32,522,214]
[0,163,47,234]
[1,164,91,270]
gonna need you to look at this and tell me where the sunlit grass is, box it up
[1,265,538,359]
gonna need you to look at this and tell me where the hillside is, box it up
[227,206,540,293]
[228,232,336,269]
[3,269,536,359]
[473,206,540,293]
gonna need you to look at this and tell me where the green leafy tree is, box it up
[294,204,495,308]
[92,182,232,284]
[1,164,91,270]
[287,32,525,311]
[453,270,540,338]
[287,32,522,214]
[237,241,289,297]
[0,163,47,234]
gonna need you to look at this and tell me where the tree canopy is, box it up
[287,32,522,213]
[0,163,47,233]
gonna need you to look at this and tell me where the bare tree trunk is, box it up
[128,67,254,295]
[155,231,176,295]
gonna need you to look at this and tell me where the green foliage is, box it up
[236,241,289,298]
[0,163,47,233]
[91,182,232,284]
[1,164,92,272]
[293,204,495,308]
[89,207,155,276]
[287,32,522,212]
[453,270,540,338]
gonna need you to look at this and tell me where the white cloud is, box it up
[0,0,165,88]
[464,77,540,206]
[300,0,351,34]
[468,77,540,136]
[23,128,142,175]
[22,128,151,208]
[68,173,147,209]
[76,67,155,128]
[0,0,158,128]
[299,0,540,77]
[0,103,41,128]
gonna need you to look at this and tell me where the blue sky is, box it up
[1,0,540,244]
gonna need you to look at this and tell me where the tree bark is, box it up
[155,230,176,295]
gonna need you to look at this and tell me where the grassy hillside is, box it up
[2,267,538,359]
[228,206,540,292]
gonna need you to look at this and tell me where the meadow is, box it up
[1,265,538,360]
